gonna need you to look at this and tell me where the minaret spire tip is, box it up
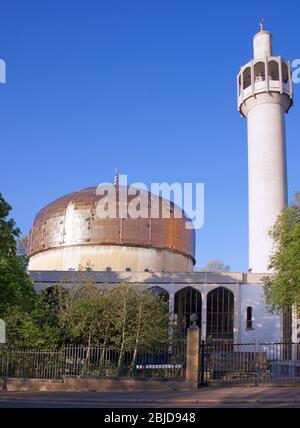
[260,18,264,31]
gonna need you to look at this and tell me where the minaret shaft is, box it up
[237,25,293,273]
[247,97,288,272]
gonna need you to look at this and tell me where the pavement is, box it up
[0,386,300,407]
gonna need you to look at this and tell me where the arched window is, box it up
[268,60,279,81]
[246,306,253,330]
[174,287,202,335]
[125,267,132,272]
[254,62,266,82]
[207,287,234,340]
[282,62,289,83]
[238,74,242,95]
[243,67,251,89]
[148,286,169,302]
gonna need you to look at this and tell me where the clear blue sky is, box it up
[0,1,299,271]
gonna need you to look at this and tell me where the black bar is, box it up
[200,340,207,386]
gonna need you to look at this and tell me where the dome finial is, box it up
[113,168,119,187]
[260,18,264,31]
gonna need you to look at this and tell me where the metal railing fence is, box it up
[199,340,300,386]
[0,342,186,380]
[1,339,299,386]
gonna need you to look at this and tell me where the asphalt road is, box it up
[0,387,300,408]
[1,400,300,408]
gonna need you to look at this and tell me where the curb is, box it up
[0,395,300,405]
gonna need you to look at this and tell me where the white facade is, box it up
[28,245,194,273]
[31,271,281,343]
[239,284,280,342]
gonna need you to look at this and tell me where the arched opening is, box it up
[254,62,266,82]
[282,62,289,83]
[268,60,279,81]
[207,287,234,340]
[174,287,202,335]
[148,286,169,302]
[243,67,251,89]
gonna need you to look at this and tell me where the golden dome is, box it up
[28,186,195,264]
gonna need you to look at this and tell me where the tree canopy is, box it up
[199,260,231,273]
[0,256,36,315]
[0,194,36,317]
[263,194,300,312]
[0,193,20,258]
[45,280,169,349]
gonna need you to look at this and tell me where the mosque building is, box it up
[28,24,298,344]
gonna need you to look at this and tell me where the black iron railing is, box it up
[1,340,299,386]
[199,340,300,386]
[0,342,186,380]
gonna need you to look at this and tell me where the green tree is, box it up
[0,193,58,348]
[0,193,20,257]
[131,289,169,347]
[263,194,300,312]
[0,194,36,317]
[4,305,59,349]
[49,282,169,350]
[199,260,231,273]
[104,285,169,373]
[105,285,169,348]
[44,271,108,347]
[59,284,107,347]
[0,257,36,315]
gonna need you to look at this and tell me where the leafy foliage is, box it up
[199,260,231,273]
[0,256,36,315]
[0,193,20,258]
[263,194,300,312]
[3,305,59,349]
[0,194,36,317]
[0,193,58,347]
[47,281,169,349]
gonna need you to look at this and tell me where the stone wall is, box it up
[0,376,189,393]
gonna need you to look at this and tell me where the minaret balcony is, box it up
[237,57,293,112]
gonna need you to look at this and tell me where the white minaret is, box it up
[237,22,293,273]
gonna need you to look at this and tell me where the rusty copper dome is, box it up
[28,186,195,264]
